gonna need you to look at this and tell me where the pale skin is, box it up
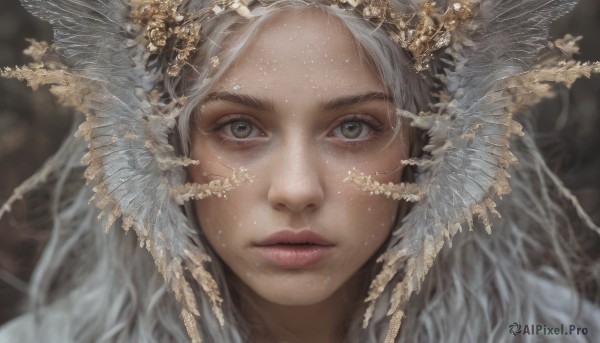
[189,8,407,343]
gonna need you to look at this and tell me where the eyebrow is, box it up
[320,92,393,110]
[203,92,275,112]
[202,91,392,112]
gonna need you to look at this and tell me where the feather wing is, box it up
[364,1,600,341]
[11,0,224,340]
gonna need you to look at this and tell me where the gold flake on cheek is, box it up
[172,167,253,204]
[343,168,422,202]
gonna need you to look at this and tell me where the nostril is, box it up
[267,160,325,212]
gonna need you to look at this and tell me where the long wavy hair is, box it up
[3,1,599,342]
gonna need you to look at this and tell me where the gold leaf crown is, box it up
[132,0,476,76]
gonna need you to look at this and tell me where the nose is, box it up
[267,143,325,213]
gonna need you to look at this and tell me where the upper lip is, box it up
[256,229,334,246]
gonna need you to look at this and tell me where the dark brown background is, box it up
[1,0,599,326]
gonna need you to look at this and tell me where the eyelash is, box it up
[332,115,383,135]
[211,114,384,150]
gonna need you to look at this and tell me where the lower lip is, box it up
[255,245,332,269]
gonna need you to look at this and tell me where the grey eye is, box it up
[230,120,253,138]
[340,121,364,139]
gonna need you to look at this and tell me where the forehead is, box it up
[212,7,384,97]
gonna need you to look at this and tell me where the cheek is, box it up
[193,196,251,269]
[334,185,399,246]
[192,183,254,232]
[325,153,404,258]
[193,199,230,244]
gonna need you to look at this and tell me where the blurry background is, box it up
[1,0,599,326]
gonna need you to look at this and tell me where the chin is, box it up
[244,272,344,306]
[258,288,336,307]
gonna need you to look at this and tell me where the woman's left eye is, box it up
[330,120,372,139]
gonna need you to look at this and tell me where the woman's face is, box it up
[189,10,406,306]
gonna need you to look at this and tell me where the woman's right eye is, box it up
[229,119,253,138]
[219,118,263,140]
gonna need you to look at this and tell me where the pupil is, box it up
[231,120,252,138]
[341,122,362,139]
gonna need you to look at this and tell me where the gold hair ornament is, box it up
[331,0,477,71]
[131,0,477,76]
